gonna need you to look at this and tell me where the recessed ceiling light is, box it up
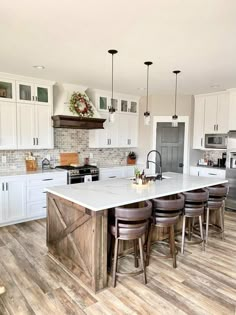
[210,84,220,89]
[33,65,45,70]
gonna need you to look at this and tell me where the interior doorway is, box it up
[152,116,189,174]
[156,122,185,173]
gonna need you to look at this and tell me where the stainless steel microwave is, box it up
[205,134,228,149]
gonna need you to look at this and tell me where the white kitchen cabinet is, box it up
[0,101,17,149]
[17,81,52,105]
[17,103,53,149]
[193,96,205,149]
[204,93,229,134]
[0,78,16,102]
[118,114,138,147]
[228,89,236,131]
[99,166,136,180]
[0,177,27,225]
[190,166,225,179]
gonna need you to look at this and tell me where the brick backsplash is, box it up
[0,129,135,171]
[203,150,226,164]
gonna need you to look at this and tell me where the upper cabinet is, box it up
[193,96,205,149]
[204,93,229,134]
[17,81,52,105]
[87,89,139,148]
[0,78,16,102]
[0,73,54,150]
[193,91,234,149]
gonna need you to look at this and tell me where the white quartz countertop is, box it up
[46,172,228,211]
[0,168,67,178]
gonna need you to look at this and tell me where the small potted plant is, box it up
[127,151,136,165]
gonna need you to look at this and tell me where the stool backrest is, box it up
[114,200,152,222]
[208,184,228,197]
[183,188,209,203]
[152,194,184,211]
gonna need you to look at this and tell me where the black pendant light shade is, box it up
[172,70,181,127]
[144,61,153,125]
[108,49,118,121]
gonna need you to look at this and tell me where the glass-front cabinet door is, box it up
[16,81,34,103]
[121,99,128,113]
[109,98,118,111]
[98,96,108,110]
[0,79,15,102]
[130,101,138,113]
[35,84,51,105]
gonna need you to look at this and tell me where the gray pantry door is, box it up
[156,122,185,173]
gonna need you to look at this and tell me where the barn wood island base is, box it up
[46,172,227,293]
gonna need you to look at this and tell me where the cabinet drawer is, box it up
[27,172,67,187]
[27,201,47,218]
[27,180,65,202]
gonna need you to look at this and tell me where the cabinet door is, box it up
[35,105,53,149]
[128,115,138,147]
[118,114,138,147]
[0,183,5,222]
[229,91,236,131]
[35,84,52,105]
[204,95,218,134]
[129,100,138,114]
[217,93,229,133]
[16,81,34,103]
[120,99,128,113]
[97,95,108,111]
[189,166,200,176]
[4,178,26,222]
[0,79,15,102]
[17,103,35,149]
[0,102,17,149]
[193,96,205,149]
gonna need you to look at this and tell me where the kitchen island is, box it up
[46,172,227,293]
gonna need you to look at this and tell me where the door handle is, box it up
[2,183,4,191]
[33,138,35,145]
[36,138,38,145]
[201,138,203,147]
[179,163,184,168]
[6,183,8,191]
[42,178,53,181]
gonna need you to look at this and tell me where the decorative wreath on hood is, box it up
[69,92,94,117]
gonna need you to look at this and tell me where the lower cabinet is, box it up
[0,171,67,226]
[99,166,136,180]
[190,166,226,179]
[0,177,27,224]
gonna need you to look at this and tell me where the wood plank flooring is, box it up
[0,212,236,314]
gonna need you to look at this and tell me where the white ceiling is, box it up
[1,0,236,96]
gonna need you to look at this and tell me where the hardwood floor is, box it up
[0,212,236,314]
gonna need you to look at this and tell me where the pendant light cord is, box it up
[111,53,114,106]
[174,72,177,116]
[146,64,149,112]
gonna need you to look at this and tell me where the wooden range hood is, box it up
[52,115,106,129]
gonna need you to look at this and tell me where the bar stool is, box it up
[146,194,184,268]
[205,184,228,243]
[109,200,152,287]
[181,189,209,254]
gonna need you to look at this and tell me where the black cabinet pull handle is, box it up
[42,178,53,181]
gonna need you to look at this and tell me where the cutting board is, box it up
[60,153,79,166]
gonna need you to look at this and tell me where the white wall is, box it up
[137,94,201,167]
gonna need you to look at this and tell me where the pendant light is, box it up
[144,61,153,125]
[172,70,181,127]
[108,49,118,123]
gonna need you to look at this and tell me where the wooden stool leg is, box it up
[199,215,205,251]
[134,239,139,268]
[146,223,153,266]
[188,217,192,241]
[138,237,147,284]
[170,224,177,268]
[205,207,210,244]
[112,238,119,288]
[181,215,186,254]
[219,206,224,241]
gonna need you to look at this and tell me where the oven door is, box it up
[69,174,99,184]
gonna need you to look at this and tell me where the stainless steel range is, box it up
[55,165,99,184]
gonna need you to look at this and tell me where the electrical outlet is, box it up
[125,152,129,157]
[2,156,6,163]
[46,154,51,160]
[89,153,93,159]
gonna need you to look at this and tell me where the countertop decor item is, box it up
[144,61,153,126]
[172,70,181,127]
[108,49,118,123]
[69,92,94,118]
[127,151,136,165]
[42,158,51,170]
[25,152,37,171]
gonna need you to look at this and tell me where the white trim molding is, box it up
[152,116,190,174]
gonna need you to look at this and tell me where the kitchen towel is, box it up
[84,175,92,183]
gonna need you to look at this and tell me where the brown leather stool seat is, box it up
[181,189,208,254]
[205,184,228,243]
[109,200,152,287]
[146,194,184,268]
